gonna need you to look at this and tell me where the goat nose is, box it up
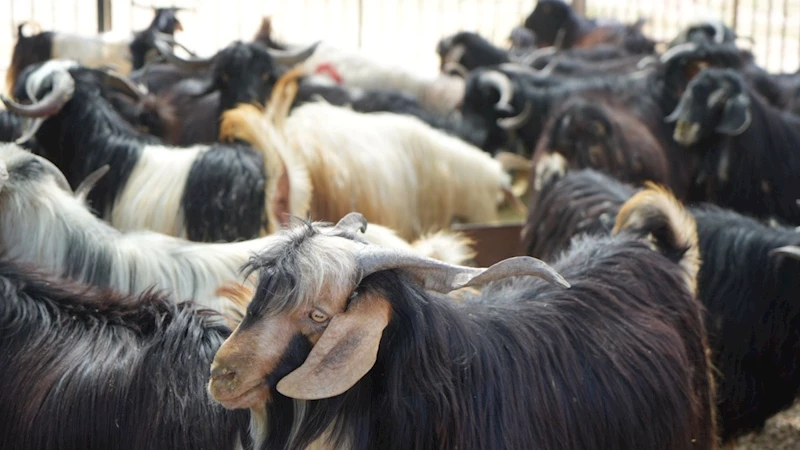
[210,364,237,382]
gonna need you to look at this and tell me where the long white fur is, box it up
[0,144,473,318]
[111,145,205,237]
[300,44,464,116]
[52,32,134,75]
[242,98,511,240]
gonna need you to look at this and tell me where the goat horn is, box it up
[97,70,148,98]
[356,247,569,293]
[665,94,692,123]
[713,20,726,44]
[769,246,800,261]
[36,154,72,193]
[267,41,320,66]
[660,42,699,63]
[1,69,75,118]
[154,38,214,70]
[497,100,532,130]
[519,46,557,66]
[332,212,368,235]
[14,117,44,145]
[442,61,470,78]
[477,70,515,114]
[74,165,110,202]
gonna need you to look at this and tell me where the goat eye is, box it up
[310,309,329,323]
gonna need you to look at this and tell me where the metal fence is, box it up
[2,0,800,89]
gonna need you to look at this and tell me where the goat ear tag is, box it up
[715,94,751,136]
[276,296,391,400]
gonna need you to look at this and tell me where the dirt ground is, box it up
[735,402,800,449]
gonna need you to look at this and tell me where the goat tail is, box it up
[411,231,477,266]
[612,183,700,296]
[266,65,306,129]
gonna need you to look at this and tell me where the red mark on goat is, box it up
[315,63,343,85]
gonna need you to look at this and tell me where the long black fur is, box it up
[243,217,716,450]
[0,259,250,449]
[522,168,800,442]
[682,69,800,224]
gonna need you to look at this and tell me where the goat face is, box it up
[666,68,751,146]
[437,32,508,75]
[547,99,616,171]
[524,0,575,48]
[208,218,381,409]
[211,42,282,112]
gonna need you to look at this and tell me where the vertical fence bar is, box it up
[779,0,787,72]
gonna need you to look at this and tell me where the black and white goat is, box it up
[3,60,307,242]
[0,143,474,316]
[207,191,716,450]
[0,258,252,450]
[666,67,800,224]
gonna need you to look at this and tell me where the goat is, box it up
[0,142,475,317]
[437,32,511,76]
[524,0,654,53]
[271,37,465,116]
[220,70,514,241]
[522,168,634,261]
[206,186,716,450]
[521,168,800,442]
[3,61,308,242]
[6,7,184,93]
[0,259,253,450]
[149,39,318,145]
[669,20,737,47]
[530,94,679,192]
[666,67,800,224]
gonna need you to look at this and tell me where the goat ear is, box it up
[276,295,391,400]
[715,93,751,135]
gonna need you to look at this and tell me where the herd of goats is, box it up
[1,0,800,448]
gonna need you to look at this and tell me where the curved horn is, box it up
[74,165,110,202]
[477,70,515,114]
[497,100,532,130]
[665,94,693,123]
[268,41,321,66]
[356,248,569,293]
[332,212,368,235]
[442,61,470,78]
[713,20,726,44]
[154,38,214,71]
[519,46,557,66]
[1,69,75,118]
[769,246,800,261]
[97,70,147,98]
[660,42,699,63]
[14,117,44,145]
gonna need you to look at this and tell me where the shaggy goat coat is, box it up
[0,260,251,450]
[209,190,716,450]
[221,73,512,240]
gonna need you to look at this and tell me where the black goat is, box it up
[524,0,654,53]
[522,168,634,261]
[0,259,251,449]
[436,31,511,75]
[667,67,800,224]
[2,62,296,243]
[150,40,318,145]
[207,204,716,450]
[522,168,800,442]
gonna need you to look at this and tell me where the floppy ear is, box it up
[716,93,751,135]
[276,294,391,400]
